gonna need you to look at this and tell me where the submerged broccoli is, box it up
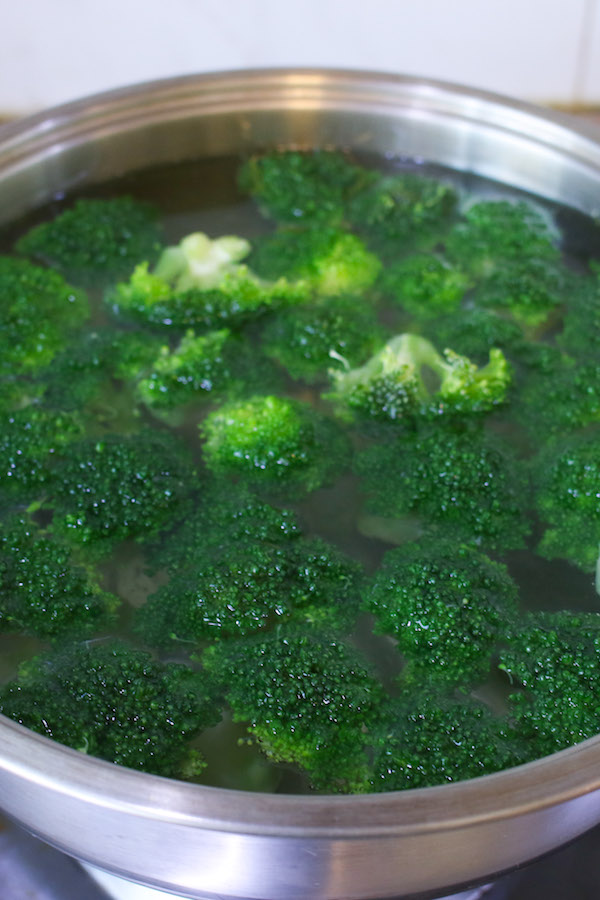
[238,149,367,225]
[363,538,519,688]
[145,480,302,574]
[516,357,600,439]
[249,227,381,297]
[0,515,119,640]
[262,294,384,384]
[472,257,569,331]
[369,691,524,791]
[136,328,278,414]
[47,430,194,553]
[0,257,89,379]
[16,197,163,287]
[327,333,511,423]
[135,537,362,647]
[0,640,221,778]
[200,394,349,496]
[499,611,600,757]
[347,171,457,252]
[445,199,559,277]
[41,327,161,426]
[355,425,530,550]
[108,231,305,330]
[534,432,600,572]
[377,253,470,319]
[203,627,383,792]
[0,407,83,502]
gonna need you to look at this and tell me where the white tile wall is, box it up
[0,0,597,115]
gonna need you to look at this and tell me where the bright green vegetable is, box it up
[0,641,221,777]
[203,627,383,792]
[377,253,470,318]
[262,294,385,383]
[327,333,511,423]
[0,515,119,640]
[0,256,88,379]
[355,424,530,550]
[108,231,306,330]
[249,227,381,297]
[16,197,163,287]
[363,538,519,687]
[201,394,350,496]
[238,150,368,225]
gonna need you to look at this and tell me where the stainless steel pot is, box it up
[1,69,600,900]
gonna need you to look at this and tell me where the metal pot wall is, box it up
[1,69,600,900]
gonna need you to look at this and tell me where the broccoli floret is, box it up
[363,539,519,688]
[16,197,163,287]
[377,253,470,319]
[136,328,278,413]
[499,611,600,757]
[0,640,221,778]
[347,172,457,253]
[534,432,600,572]
[0,515,119,640]
[355,425,530,550]
[369,691,523,791]
[41,328,161,426]
[445,199,559,277]
[238,150,367,225]
[558,265,600,357]
[423,308,527,364]
[0,407,83,502]
[262,294,385,384]
[145,481,302,574]
[249,227,381,297]
[0,257,89,378]
[203,627,383,792]
[136,536,361,647]
[200,394,349,496]
[472,257,569,331]
[327,333,511,423]
[516,357,600,439]
[108,232,306,330]
[47,430,194,553]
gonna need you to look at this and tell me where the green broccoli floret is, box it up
[355,425,530,550]
[377,253,470,319]
[327,333,511,423]
[363,538,519,688]
[16,197,163,287]
[0,640,221,778]
[445,199,559,277]
[499,611,600,757]
[516,357,600,439]
[472,257,569,330]
[41,328,161,427]
[558,265,600,357]
[203,627,383,792]
[238,150,367,225]
[0,407,83,502]
[136,328,278,414]
[0,257,89,378]
[108,232,306,330]
[0,515,119,640]
[534,432,600,572]
[47,430,194,553]
[200,394,349,496]
[249,227,381,297]
[347,172,457,253]
[144,480,302,574]
[136,537,362,647]
[369,691,524,791]
[423,308,527,364]
[262,294,385,384]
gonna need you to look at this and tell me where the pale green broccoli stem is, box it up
[329,333,438,400]
[154,232,251,291]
